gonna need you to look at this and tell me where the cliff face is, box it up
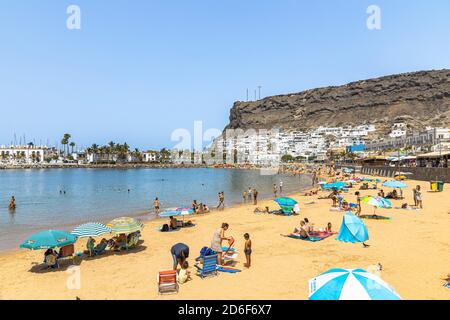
[225,70,450,136]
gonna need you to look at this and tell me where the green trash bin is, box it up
[430,181,437,192]
[437,181,444,192]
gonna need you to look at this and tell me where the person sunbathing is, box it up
[254,207,269,213]
[281,221,310,239]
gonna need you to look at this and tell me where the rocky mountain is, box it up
[224,69,450,137]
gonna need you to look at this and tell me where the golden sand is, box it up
[0,176,449,300]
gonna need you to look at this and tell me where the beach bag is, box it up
[401,203,408,209]
[161,224,169,232]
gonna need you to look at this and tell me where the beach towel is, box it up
[287,232,335,242]
[360,214,392,221]
[216,265,241,273]
[287,235,323,242]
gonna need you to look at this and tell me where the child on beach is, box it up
[244,233,252,268]
[177,260,192,284]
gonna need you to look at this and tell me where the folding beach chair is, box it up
[195,254,218,279]
[157,270,179,295]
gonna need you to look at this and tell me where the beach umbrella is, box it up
[308,268,401,300]
[159,210,180,218]
[71,222,112,238]
[336,212,369,243]
[274,197,297,206]
[382,180,407,189]
[175,207,195,216]
[274,197,298,215]
[362,196,391,208]
[107,217,143,235]
[342,168,354,173]
[20,230,77,250]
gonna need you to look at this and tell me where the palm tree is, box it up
[69,142,76,154]
[61,133,71,156]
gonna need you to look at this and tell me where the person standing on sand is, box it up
[253,188,258,205]
[154,197,160,214]
[242,191,247,203]
[415,185,423,209]
[211,223,230,265]
[355,191,362,216]
[279,181,283,194]
[244,233,252,268]
[273,184,278,198]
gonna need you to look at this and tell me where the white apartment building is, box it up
[0,145,52,164]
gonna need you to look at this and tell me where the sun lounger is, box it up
[195,254,218,279]
[157,270,179,295]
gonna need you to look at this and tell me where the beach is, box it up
[0,175,449,300]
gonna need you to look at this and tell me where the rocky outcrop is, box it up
[224,70,450,136]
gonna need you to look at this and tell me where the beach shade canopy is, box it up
[382,180,408,189]
[361,196,392,208]
[308,268,401,300]
[342,167,354,173]
[107,217,143,234]
[274,197,298,215]
[20,230,77,250]
[71,222,112,238]
[336,212,369,243]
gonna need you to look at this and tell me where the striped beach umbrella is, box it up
[71,222,112,238]
[309,268,401,300]
[382,180,407,189]
[107,217,144,234]
[20,230,77,250]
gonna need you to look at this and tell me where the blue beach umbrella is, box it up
[71,222,112,238]
[382,180,408,189]
[274,197,297,206]
[274,197,298,215]
[336,212,369,243]
[20,230,78,250]
[309,268,401,300]
[159,209,181,218]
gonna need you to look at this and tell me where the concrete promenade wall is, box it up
[360,166,450,183]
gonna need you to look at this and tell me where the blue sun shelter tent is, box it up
[336,212,369,243]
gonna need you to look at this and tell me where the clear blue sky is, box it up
[1,0,449,150]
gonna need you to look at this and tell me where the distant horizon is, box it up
[2,1,450,150]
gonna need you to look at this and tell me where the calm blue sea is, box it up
[0,168,311,250]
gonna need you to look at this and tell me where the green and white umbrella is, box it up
[107,217,144,235]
